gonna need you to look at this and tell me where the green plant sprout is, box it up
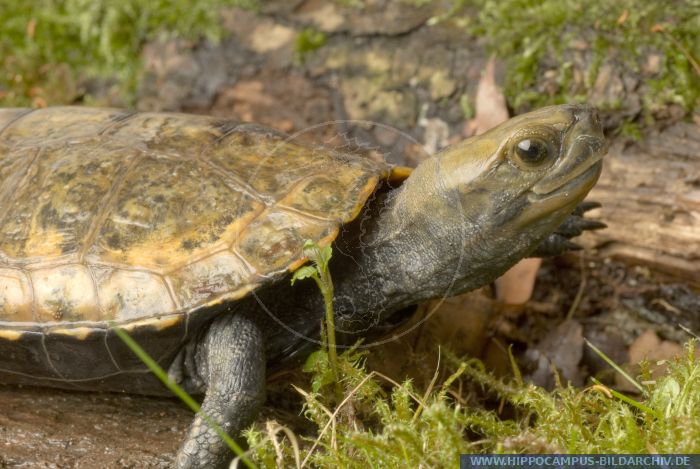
[291,240,342,402]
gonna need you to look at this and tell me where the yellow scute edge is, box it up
[0,329,23,341]
[201,283,260,309]
[120,314,183,332]
[47,327,94,340]
[388,165,413,184]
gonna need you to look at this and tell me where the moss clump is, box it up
[294,29,328,65]
[247,246,700,466]
[459,0,700,121]
[460,341,700,454]
[0,0,258,107]
[243,340,700,466]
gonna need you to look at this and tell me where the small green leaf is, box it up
[302,239,317,251]
[291,265,318,285]
[319,244,332,269]
[303,349,334,393]
[301,240,332,270]
[650,378,681,418]
[303,349,329,373]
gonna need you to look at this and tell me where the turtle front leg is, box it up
[176,313,266,469]
[531,201,606,257]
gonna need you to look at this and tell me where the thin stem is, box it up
[317,267,341,402]
[292,240,342,402]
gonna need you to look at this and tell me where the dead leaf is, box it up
[483,338,512,377]
[616,10,629,25]
[525,320,585,388]
[616,329,685,388]
[464,56,509,136]
[422,290,494,357]
[495,258,542,305]
[629,329,683,364]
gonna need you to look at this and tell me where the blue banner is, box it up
[460,454,700,469]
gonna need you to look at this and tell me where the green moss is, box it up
[0,0,258,106]
[460,0,700,121]
[252,246,700,465]
[459,93,475,119]
[618,121,643,140]
[294,28,327,65]
[245,341,700,466]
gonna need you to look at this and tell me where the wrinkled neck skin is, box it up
[330,155,569,339]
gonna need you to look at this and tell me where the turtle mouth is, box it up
[531,132,606,196]
[515,138,604,227]
[529,159,602,207]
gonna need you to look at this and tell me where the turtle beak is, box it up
[515,106,607,227]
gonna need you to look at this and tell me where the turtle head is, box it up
[332,105,607,330]
[370,105,606,305]
[437,104,606,247]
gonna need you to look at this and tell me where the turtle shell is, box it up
[0,107,391,337]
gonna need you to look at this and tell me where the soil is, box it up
[0,386,187,468]
[1,1,699,467]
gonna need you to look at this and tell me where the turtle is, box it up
[0,104,606,468]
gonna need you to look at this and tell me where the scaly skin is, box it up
[176,313,265,468]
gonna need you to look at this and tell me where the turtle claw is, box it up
[531,200,605,258]
[531,234,582,258]
[565,240,584,251]
[580,219,607,231]
[556,216,607,237]
[572,200,602,216]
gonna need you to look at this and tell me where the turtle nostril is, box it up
[572,105,603,134]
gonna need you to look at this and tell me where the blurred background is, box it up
[1,0,699,466]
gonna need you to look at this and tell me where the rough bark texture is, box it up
[584,123,700,286]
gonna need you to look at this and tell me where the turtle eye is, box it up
[514,138,549,166]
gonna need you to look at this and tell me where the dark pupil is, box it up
[516,139,546,162]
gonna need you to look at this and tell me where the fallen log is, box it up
[583,122,700,286]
